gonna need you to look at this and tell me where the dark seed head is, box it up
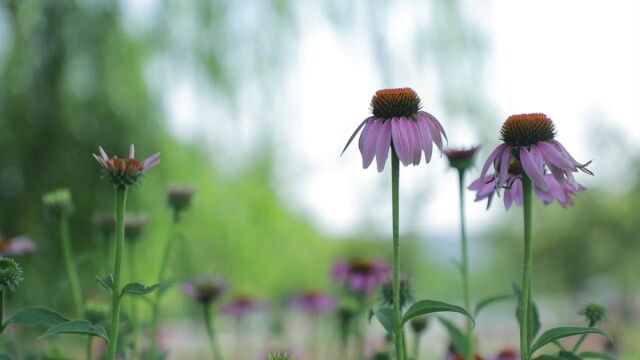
[370,88,421,119]
[500,113,556,147]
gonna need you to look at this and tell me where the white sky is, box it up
[161,0,640,243]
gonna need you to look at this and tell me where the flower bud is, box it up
[579,303,607,327]
[0,257,24,292]
[42,188,74,216]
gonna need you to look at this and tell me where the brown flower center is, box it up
[350,260,374,274]
[0,239,11,252]
[107,158,144,174]
[371,87,421,119]
[500,113,556,147]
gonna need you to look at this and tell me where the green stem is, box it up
[520,176,533,360]
[391,151,404,360]
[128,241,138,359]
[60,213,84,318]
[203,304,223,360]
[1,289,4,328]
[107,186,128,360]
[572,334,587,353]
[458,170,473,360]
[85,338,93,360]
[413,331,421,360]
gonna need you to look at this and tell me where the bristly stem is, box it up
[60,213,83,318]
[391,150,404,360]
[457,170,473,360]
[203,303,223,360]
[107,186,128,360]
[520,176,533,360]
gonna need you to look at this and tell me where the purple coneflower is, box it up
[476,113,591,198]
[0,234,36,257]
[492,349,520,360]
[124,214,149,242]
[380,273,413,308]
[342,87,447,172]
[290,291,336,314]
[93,144,160,188]
[167,185,196,217]
[223,295,264,318]
[183,276,228,306]
[332,259,391,295]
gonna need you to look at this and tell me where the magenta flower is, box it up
[93,144,160,187]
[332,259,391,295]
[223,295,264,318]
[290,291,336,314]
[473,113,591,208]
[0,234,36,257]
[444,146,481,172]
[342,88,447,172]
[182,276,228,305]
[492,349,520,360]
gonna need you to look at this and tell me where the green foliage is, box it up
[513,283,542,344]
[475,294,512,316]
[96,274,114,294]
[39,320,108,342]
[579,352,617,360]
[1,307,68,332]
[371,308,395,335]
[438,316,469,356]
[120,282,162,298]
[529,327,612,356]
[402,299,474,327]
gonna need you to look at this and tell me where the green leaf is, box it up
[2,307,69,331]
[558,351,583,360]
[438,316,469,355]
[533,356,565,360]
[475,294,513,316]
[371,308,395,335]
[96,274,114,294]
[513,283,541,342]
[402,299,474,327]
[39,320,109,343]
[120,282,162,297]
[0,353,13,360]
[530,327,612,356]
[579,352,616,360]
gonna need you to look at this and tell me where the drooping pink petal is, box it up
[342,117,373,156]
[375,120,392,172]
[415,117,433,163]
[480,144,509,179]
[421,111,448,142]
[538,141,575,172]
[93,154,107,168]
[391,118,414,166]
[497,146,512,186]
[549,140,594,175]
[142,153,161,172]
[409,121,422,165]
[361,120,381,169]
[422,113,443,151]
[358,118,374,154]
[520,147,549,191]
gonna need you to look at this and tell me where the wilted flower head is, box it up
[472,114,591,209]
[290,291,336,314]
[223,295,264,318]
[444,146,480,172]
[0,257,24,292]
[93,144,160,188]
[380,273,413,308]
[124,214,149,242]
[167,185,196,219]
[332,259,391,295]
[492,349,520,360]
[343,88,447,172]
[182,276,228,306]
[579,303,607,327]
[92,212,116,239]
[42,188,74,216]
[0,233,36,257]
[409,315,429,334]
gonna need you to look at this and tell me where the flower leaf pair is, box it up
[1,307,107,342]
[95,274,163,298]
[372,299,474,336]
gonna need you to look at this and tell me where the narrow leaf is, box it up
[0,353,13,360]
[513,283,541,342]
[579,352,616,360]
[120,282,162,297]
[39,320,109,343]
[3,307,68,330]
[558,351,582,360]
[96,274,114,294]
[372,308,395,335]
[438,316,469,355]
[533,356,565,360]
[530,327,612,356]
[475,294,513,316]
[402,299,474,327]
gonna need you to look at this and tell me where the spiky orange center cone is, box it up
[371,87,421,118]
[500,113,556,147]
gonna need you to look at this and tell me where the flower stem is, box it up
[391,151,404,360]
[520,176,533,360]
[1,289,4,327]
[60,213,84,318]
[128,241,139,359]
[572,334,587,353]
[413,332,421,360]
[457,170,473,360]
[203,304,223,360]
[107,186,128,360]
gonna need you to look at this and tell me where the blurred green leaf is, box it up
[558,351,583,360]
[120,282,162,298]
[0,353,13,360]
[579,352,616,360]
[402,300,474,327]
[2,307,68,333]
[96,275,114,294]
[513,283,541,342]
[438,316,468,356]
[475,294,513,316]
[530,327,612,356]
[371,308,395,335]
[39,320,109,342]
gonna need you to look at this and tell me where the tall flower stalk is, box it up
[93,145,160,360]
[343,88,447,360]
[183,276,227,360]
[471,114,592,360]
[444,146,480,360]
